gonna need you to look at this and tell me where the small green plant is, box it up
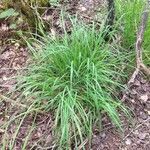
[17,21,129,149]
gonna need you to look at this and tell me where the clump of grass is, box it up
[18,21,129,149]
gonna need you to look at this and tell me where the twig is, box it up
[78,138,88,150]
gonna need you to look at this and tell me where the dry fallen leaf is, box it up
[0,128,5,133]
[147,111,150,115]
[125,138,132,145]
[140,94,148,103]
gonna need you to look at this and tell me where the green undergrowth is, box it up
[116,0,150,66]
[116,0,144,48]
[15,21,131,149]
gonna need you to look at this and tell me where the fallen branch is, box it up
[128,0,150,84]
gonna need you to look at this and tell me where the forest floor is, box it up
[0,0,150,149]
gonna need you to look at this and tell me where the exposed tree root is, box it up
[128,0,150,84]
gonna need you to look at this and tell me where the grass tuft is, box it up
[18,21,129,149]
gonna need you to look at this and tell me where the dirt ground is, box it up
[0,0,150,149]
[92,73,150,150]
